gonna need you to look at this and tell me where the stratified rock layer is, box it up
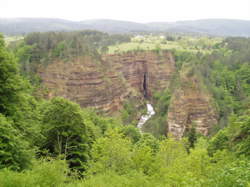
[39,50,218,138]
[167,69,218,138]
[39,51,175,113]
[104,51,175,98]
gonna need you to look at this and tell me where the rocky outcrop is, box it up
[39,51,175,113]
[104,51,175,98]
[167,67,218,138]
[39,50,218,137]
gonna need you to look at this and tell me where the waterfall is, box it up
[137,103,155,131]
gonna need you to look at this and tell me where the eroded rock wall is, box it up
[39,51,218,138]
[39,56,129,113]
[104,51,175,98]
[167,68,218,138]
[39,51,175,113]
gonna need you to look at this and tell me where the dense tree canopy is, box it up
[40,97,89,172]
[0,34,27,116]
[0,114,32,171]
[0,33,249,186]
[10,31,130,75]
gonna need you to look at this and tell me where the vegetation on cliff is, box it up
[9,31,130,78]
[0,32,249,186]
[108,35,221,54]
[143,35,250,137]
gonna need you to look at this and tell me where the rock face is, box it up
[39,51,175,113]
[167,68,218,138]
[103,51,175,98]
[39,50,218,138]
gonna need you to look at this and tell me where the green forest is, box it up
[0,31,249,187]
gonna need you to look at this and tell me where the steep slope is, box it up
[103,51,175,97]
[39,51,176,113]
[39,50,219,137]
[167,67,218,138]
[39,56,128,113]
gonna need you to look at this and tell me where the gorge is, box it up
[39,51,175,112]
[1,16,249,186]
[137,103,156,131]
[38,51,218,138]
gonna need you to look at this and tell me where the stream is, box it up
[137,103,155,131]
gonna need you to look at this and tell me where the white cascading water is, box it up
[137,103,155,131]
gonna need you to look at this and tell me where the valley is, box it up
[0,29,249,186]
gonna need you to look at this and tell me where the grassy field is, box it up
[108,35,222,54]
[4,35,24,45]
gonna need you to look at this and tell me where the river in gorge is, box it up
[137,103,155,131]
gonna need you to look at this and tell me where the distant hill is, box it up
[80,19,152,33]
[0,18,84,35]
[1,18,250,36]
[153,19,250,37]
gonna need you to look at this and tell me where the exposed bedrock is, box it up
[39,51,175,113]
[39,51,218,138]
[167,69,218,138]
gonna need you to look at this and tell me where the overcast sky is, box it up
[1,0,250,22]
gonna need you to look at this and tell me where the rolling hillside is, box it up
[1,18,250,36]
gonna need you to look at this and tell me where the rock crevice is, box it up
[167,70,218,138]
[39,51,218,137]
[39,51,175,113]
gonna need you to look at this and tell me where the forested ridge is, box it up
[0,32,249,186]
[1,18,250,36]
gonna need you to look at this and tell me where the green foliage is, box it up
[88,131,157,178]
[153,89,172,117]
[236,63,250,98]
[143,89,171,137]
[229,113,250,156]
[0,127,249,186]
[0,34,28,116]
[0,114,32,171]
[156,138,187,169]
[12,31,130,77]
[82,108,120,135]
[205,152,250,187]
[0,34,40,171]
[120,125,141,143]
[154,43,161,54]
[135,133,159,153]
[76,171,157,187]
[172,50,194,70]
[0,33,40,130]
[208,129,229,156]
[132,145,156,175]
[1,32,250,186]
[52,41,66,58]
[208,112,250,157]
[121,100,140,125]
[0,159,69,187]
[40,97,89,172]
[108,34,220,54]
[87,130,133,175]
[172,37,250,129]
[187,125,198,150]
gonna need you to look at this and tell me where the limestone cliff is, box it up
[103,51,175,98]
[39,51,218,138]
[39,51,175,113]
[167,67,218,138]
